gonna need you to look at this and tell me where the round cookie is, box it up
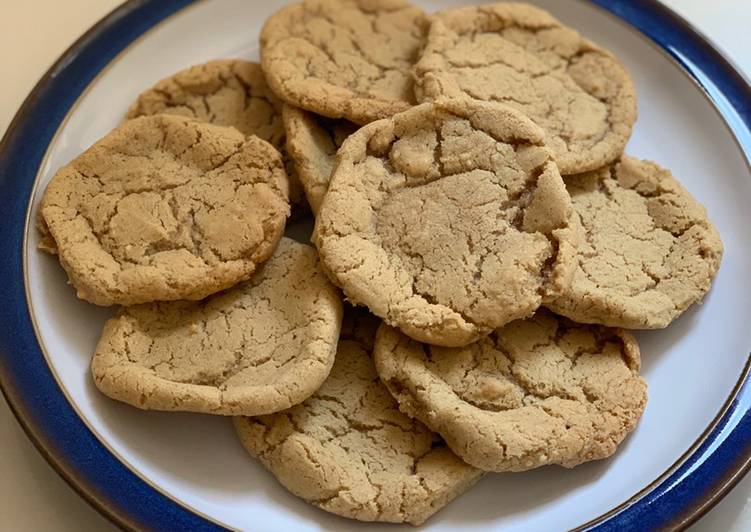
[40,114,289,306]
[234,309,482,525]
[413,3,637,174]
[260,0,427,125]
[127,60,284,144]
[126,59,306,210]
[282,104,358,214]
[374,310,647,472]
[91,238,342,416]
[313,98,579,347]
[546,156,724,328]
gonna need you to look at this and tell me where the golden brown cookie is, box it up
[37,216,57,254]
[91,238,342,416]
[40,114,289,306]
[126,59,306,211]
[234,309,482,525]
[313,98,579,347]
[374,310,647,472]
[260,0,427,125]
[546,156,723,328]
[282,104,358,215]
[413,3,637,174]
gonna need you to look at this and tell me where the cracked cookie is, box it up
[39,114,289,306]
[91,238,342,416]
[260,0,427,125]
[37,216,57,254]
[282,104,358,214]
[413,2,637,174]
[313,98,579,347]
[374,310,647,472]
[126,59,306,211]
[546,156,723,328]
[233,308,482,525]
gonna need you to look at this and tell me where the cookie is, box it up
[413,3,637,174]
[546,156,723,328]
[40,114,289,306]
[233,309,482,525]
[282,104,358,214]
[313,98,579,347]
[260,0,427,125]
[37,216,57,254]
[374,310,647,472]
[126,59,306,211]
[91,238,342,416]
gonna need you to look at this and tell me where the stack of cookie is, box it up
[37,0,724,526]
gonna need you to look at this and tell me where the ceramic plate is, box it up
[1,1,750,530]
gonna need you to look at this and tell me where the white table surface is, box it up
[1,1,750,530]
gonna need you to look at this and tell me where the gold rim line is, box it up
[20,0,235,530]
[19,0,751,530]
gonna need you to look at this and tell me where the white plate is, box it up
[6,0,751,530]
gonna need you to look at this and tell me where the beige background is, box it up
[1,1,750,530]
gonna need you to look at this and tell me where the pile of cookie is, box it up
[38,0,724,526]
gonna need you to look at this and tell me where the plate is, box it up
[1,1,750,530]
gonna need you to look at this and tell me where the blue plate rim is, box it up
[0,0,750,530]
